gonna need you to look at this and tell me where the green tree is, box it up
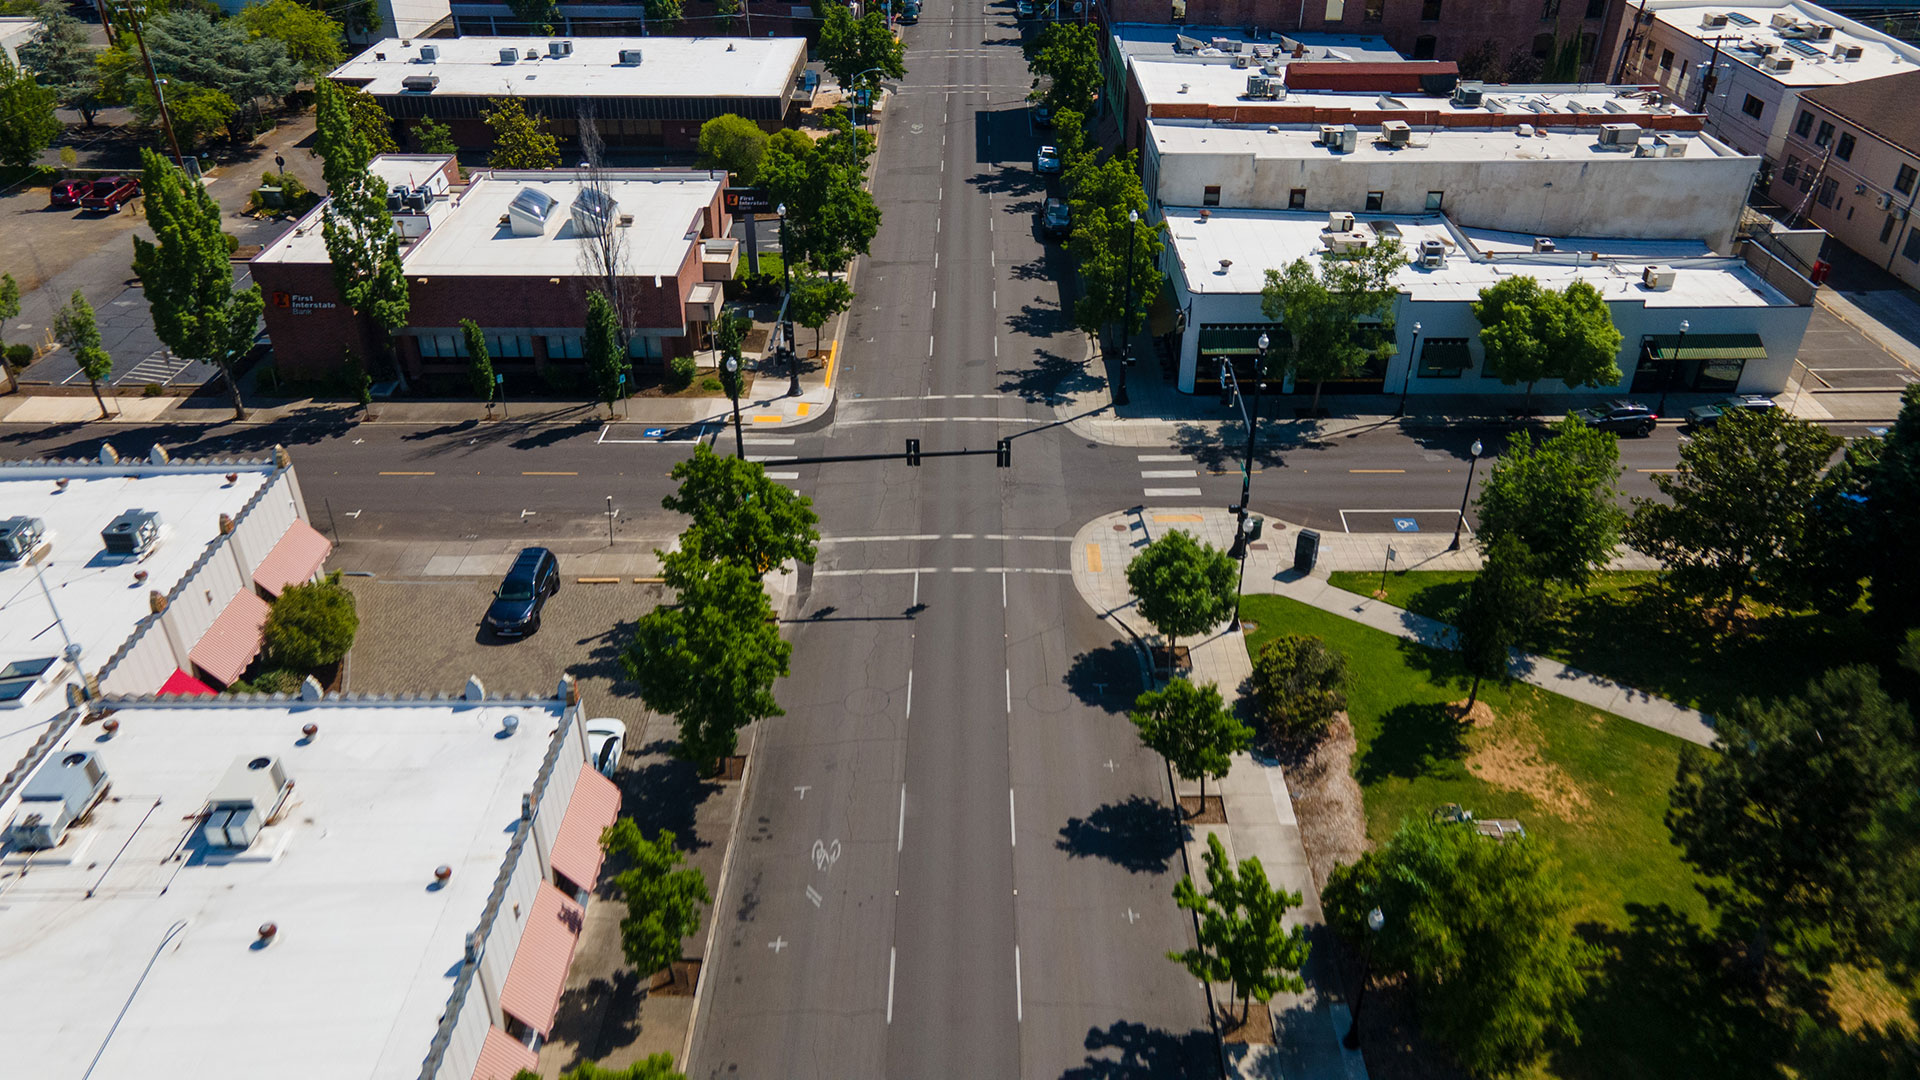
[1170,832,1311,1025]
[1625,407,1842,630]
[817,5,905,89]
[1050,106,1090,183]
[483,95,559,170]
[461,319,494,407]
[697,113,769,183]
[1260,240,1407,413]
[600,820,710,976]
[1668,665,1918,976]
[261,571,359,670]
[642,0,683,31]
[18,6,103,126]
[711,306,750,367]
[551,1055,688,1080]
[99,11,298,136]
[1130,678,1250,812]
[623,552,792,768]
[715,0,742,31]
[661,443,820,577]
[1249,634,1349,743]
[1325,815,1593,1076]
[0,57,59,169]
[339,84,397,155]
[505,0,560,33]
[1455,534,1548,710]
[411,115,456,156]
[0,272,20,393]
[787,272,853,351]
[759,107,879,273]
[1066,151,1162,346]
[236,0,345,73]
[1023,21,1101,115]
[131,148,262,420]
[1852,386,1920,631]
[1474,416,1625,588]
[159,82,237,148]
[314,79,409,376]
[53,290,112,419]
[1124,529,1236,657]
[1473,277,1623,411]
[585,289,626,414]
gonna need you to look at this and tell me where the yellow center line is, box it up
[522,471,578,476]
[378,471,435,476]
[1636,468,1680,474]
[1349,469,1406,474]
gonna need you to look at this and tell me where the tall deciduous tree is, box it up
[0,271,20,394]
[623,551,791,768]
[261,571,359,670]
[600,820,710,976]
[661,443,820,577]
[236,0,345,74]
[0,57,59,169]
[1249,634,1349,743]
[642,0,684,31]
[339,84,397,155]
[760,107,879,273]
[1324,815,1593,1076]
[1124,529,1236,657]
[575,112,638,351]
[1023,21,1101,115]
[1130,678,1250,812]
[1455,534,1547,709]
[1625,408,1841,629]
[787,272,853,351]
[412,115,456,156]
[98,11,298,136]
[18,7,102,126]
[1851,386,1920,632]
[1474,416,1625,588]
[1066,151,1162,346]
[1260,240,1407,413]
[131,148,262,420]
[53,290,112,418]
[505,0,561,33]
[697,113,769,183]
[483,95,559,170]
[817,5,905,90]
[1170,832,1311,1025]
[461,319,494,407]
[1473,276,1623,411]
[584,289,626,414]
[1669,666,1918,976]
[315,79,409,377]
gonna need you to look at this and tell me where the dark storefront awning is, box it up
[1643,333,1767,361]
[1421,338,1473,369]
[1198,325,1290,355]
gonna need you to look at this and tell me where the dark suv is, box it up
[485,547,560,637]
[1572,399,1658,437]
[1041,197,1071,238]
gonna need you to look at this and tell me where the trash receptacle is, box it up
[1293,528,1320,575]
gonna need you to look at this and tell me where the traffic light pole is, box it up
[764,439,1012,469]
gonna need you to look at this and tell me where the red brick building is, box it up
[250,156,739,385]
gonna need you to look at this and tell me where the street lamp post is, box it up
[1397,321,1422,418]
[1116,208,1141,408]
[119,0,186,170]
[1658,318,1688,418]
[1221,332,1269,631]
[1343,907,1387,1050]
[723,354,745,458]
[778,202,800,398]
[1448,438,1484,552]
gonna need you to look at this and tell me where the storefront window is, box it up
[1694,359,1745,392]
[1417,338,1472,378]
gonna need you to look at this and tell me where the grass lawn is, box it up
[1324,569,1877,716]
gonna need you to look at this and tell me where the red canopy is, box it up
[158,668,218,697]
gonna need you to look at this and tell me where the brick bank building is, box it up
[250,155,740,384]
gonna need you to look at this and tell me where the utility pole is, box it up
[119,0,186,170]
[1611,0,1652,85]
[1694,34,1741,113]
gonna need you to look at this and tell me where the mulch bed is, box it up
[1179,795,1227,824]
[1218,1000,1275,1044]
[717,754,748,781]
[1270,714,1367,894]
[646,959,702,996]
[1152,644,1193,677]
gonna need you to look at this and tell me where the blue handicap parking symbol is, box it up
[644,428,666,438]
[1393,518,1420,532]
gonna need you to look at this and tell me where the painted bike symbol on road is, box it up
[811,839,842,872]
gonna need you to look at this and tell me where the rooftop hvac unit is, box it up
[525,48,539,59]
[1636,136,1674,157]
[1761,55,1795,72]
[100,509,159,556]
[1233,54,1250,68]
[1211,36,1241,52]
[1174,33,1205,52]
[1834,43,1863,60]
[1813,23,1835,40]
[1263,61,1283,76]
[1323,231,1371,253]
[1327,210,1355,231]
[1318,123,1357,152]
[1779,21,1818,39]
[202,755,291,850]
[1876,192,1895,209]
[400,74,440,92]
[1700,11,1727,27]
[1380,120,1411,147]
[5,751,108,851]
[1532,236,1556,252]
[1598,122,1641,145]
[619,48,644,65]
[548,39,573,58]
[1643,265,1677,290]
[0,515,46,561]
[1419,238,1446,267]
[506,186,558,237]
[1245,73,1281,99]
[1771,11,1798,28]
[1453,81,1484,107]
[570,187,620,237]
[418,43,438,62]
[499,47,517,64]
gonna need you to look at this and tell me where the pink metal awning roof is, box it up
[469,1026,538,1080]
[252,519,332,597]
[188,590,271,687]
[497,882,584,1038]
[550,764,622,891]
[158,668,217,697]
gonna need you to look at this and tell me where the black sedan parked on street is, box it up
[1571,400,1659,437]
[485,547,560,637]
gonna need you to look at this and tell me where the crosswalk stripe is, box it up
[1136,454,1190,462]
[765,471,800,480]
[1143,487,1204,497]
[1140,470,1198,478]
[746,455,796,463]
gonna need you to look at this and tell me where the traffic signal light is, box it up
[906,438,921,466]
[996,438,1011,468]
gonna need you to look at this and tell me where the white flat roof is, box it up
[0,463,274,771]
[1163,207,1794,307]
[1133,56,1707,113]
[1646,1,1920,86]
[1112,23,1405,64]
[332,35,807,100]
[0,698,573,1080]
[1150,119,1740,162]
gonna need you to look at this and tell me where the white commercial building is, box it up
[1610,0,1920,163]
[0,682,623,1080]
[1160,207,1814,401]
[0,448,329,779]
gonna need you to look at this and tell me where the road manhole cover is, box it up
[845,687,891,715]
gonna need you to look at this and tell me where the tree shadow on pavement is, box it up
[1006,300,1067,339]
[998,346,1093,406]
[619,738,722,854]
[1064,642,1144,708]
[568,617,648,700]
[1058,1019,1219,1079]
[547,969,646,1072]
[1056,795,1183,874]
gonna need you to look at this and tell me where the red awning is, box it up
[497,882,584,1038]
[188,590,272,687]
[252,519,332,597]
[550,764,622,891]
[469,1026,538,1080]
[158,668,218,697]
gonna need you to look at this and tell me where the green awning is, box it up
[1198,325,1289,355]
[1420,339,1473,369]
[1643,333,1767,361]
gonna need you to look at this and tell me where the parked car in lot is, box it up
[79,176,140,213]
[1034,144,1062,175]
[1686,394,1777,429]
[585,717,626,777]
[1572,399,1659,436]
[1041,196,1071,238]
[484,547,560,637]
[1032,100,1053,126]
[49,179,89,209]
